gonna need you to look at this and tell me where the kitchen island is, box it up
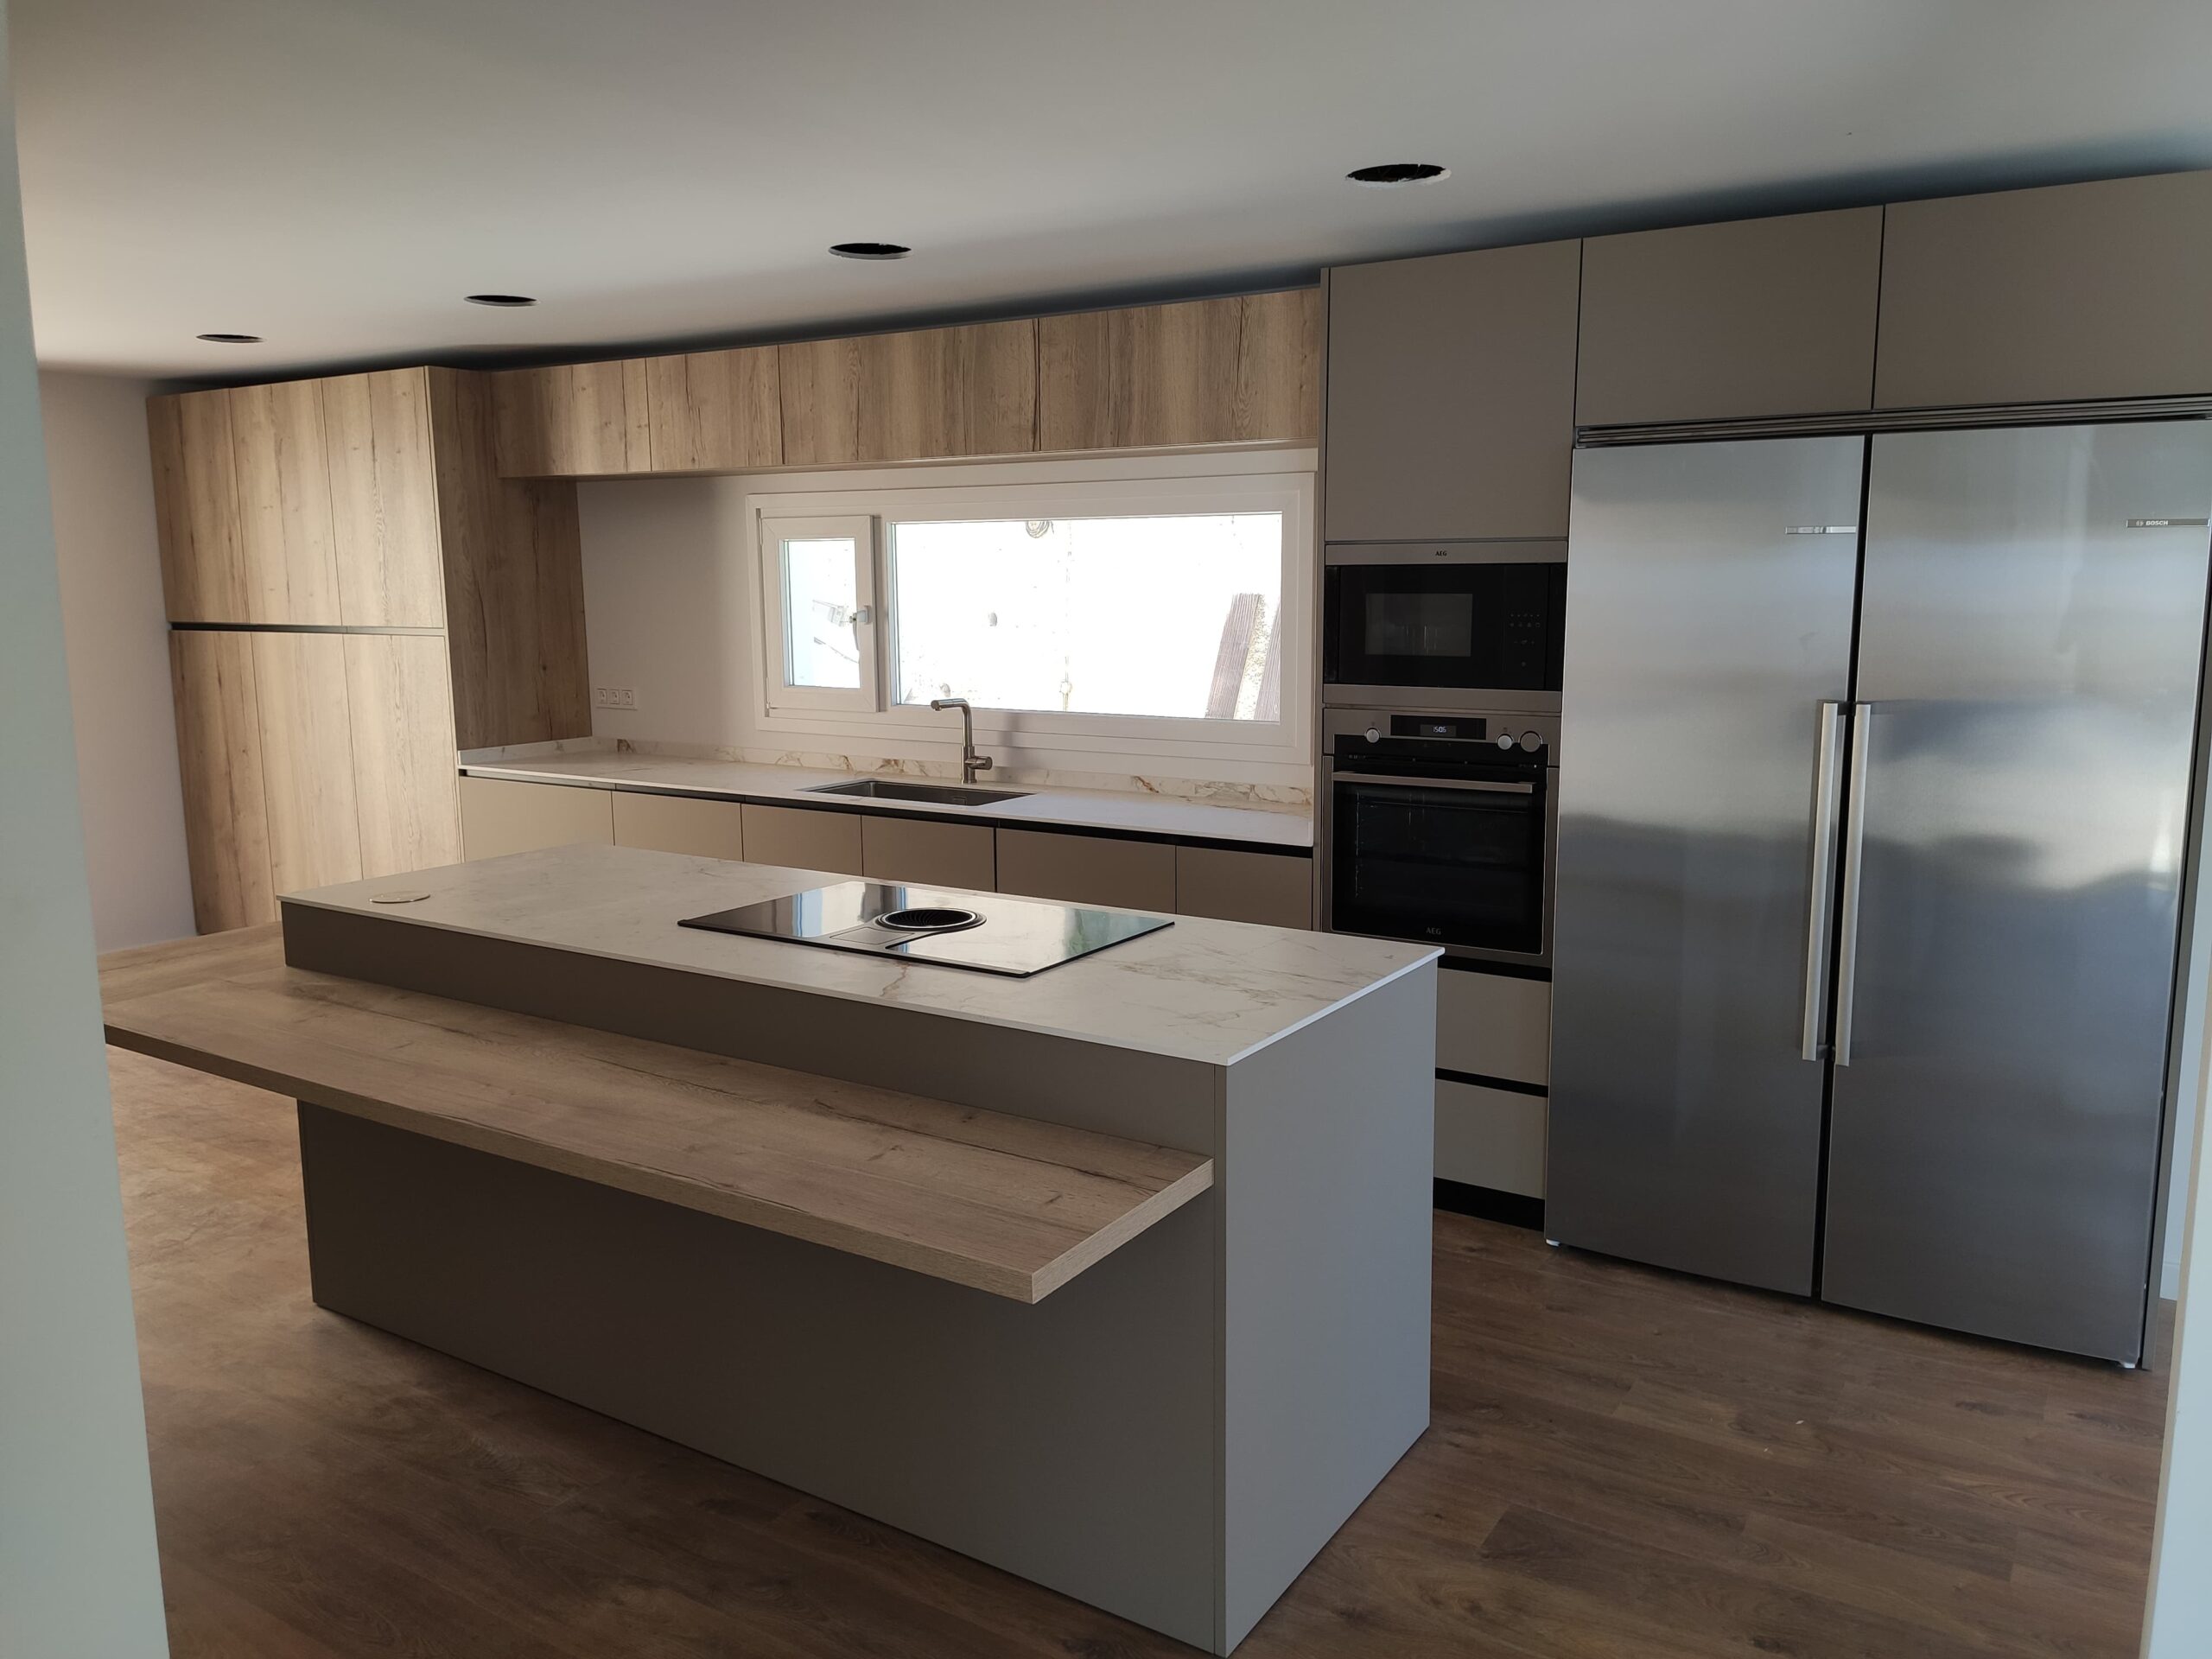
[101,844,1438,1655]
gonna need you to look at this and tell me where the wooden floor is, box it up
[112,1046,2170,1658]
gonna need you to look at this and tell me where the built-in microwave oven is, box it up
[1322,541,1567,712]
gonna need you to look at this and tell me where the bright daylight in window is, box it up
[888,512,1284,722]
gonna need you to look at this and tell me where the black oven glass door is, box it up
[1332,769,1548,954]
[1325,562,1566,690]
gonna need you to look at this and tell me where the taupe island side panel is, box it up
[274,844,1438,1654]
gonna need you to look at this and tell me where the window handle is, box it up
[852,605,874,626]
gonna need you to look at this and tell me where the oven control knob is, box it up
[1520,730,1543,752]
[1495,733,1515,750]
[1363,726,1381,744]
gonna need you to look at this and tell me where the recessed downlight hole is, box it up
[830,242,912,261]
[1346,162,1450,187]
[464,293,537,307]
[196,332,262,343]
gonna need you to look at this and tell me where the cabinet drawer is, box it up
[1435,1077,1547,1197]
[1437,967,1551,1086]
[861,815,995,890]
[1173,843,1311,928]
[740,804,865,875]
[611,791,746,861]
[996,828,1175,911]
[458,777,613,860]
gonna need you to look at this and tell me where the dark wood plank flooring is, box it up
[110,1047,2170,1658]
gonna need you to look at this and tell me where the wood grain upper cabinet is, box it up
[148,389,250,622]
[644,346,783,471]
[1576,208,1883,426]
[228,378,342,623]
[1037,291,1319,450]
[169,629,275,931]
[780,320,1038,465]
[1875,171,2212,409]
[322,369,445,626]
[492,359,651,476]
[1325,240,1581,542]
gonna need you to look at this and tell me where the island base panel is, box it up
[297,1103,1222,1648]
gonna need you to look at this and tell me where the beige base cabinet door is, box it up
[1435,967,1552,1087]
[611,791,747,861]
[1875,171,2212,409]
[459,777,613,860]
[1435,1078,1547,1197]
[861,815,995,891]
[1575,207,1881,426]
[1172,844,1312,928]
[995,828,1175,912]
[739,804,866,875]
[1325,239,1581,542]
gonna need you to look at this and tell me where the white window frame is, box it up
[757,512,879,713]
[750,451,1315,773]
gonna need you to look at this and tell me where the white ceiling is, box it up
[14,0,2212,380]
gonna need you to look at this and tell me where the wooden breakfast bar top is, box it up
[98,928,1215,1303]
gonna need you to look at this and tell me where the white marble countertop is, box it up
[285,843,1433,1067]
[456,752,1314,851]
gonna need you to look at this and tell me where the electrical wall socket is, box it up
[593,686,638,711]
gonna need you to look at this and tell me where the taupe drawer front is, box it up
[860,815,996,891]
[1576,207,1882,426]
[1435,1077,1547,1197]
[1173,844,1311,928]
[739,804,864,875]
[1437,968,1551,1086]
[1875,171,2212,410]
[611,791,745,861]
[458,777,613,860]
[996,828,1176,912]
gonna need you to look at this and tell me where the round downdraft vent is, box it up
[877,906,983,933]
[830,242,912,261]
[1346,162,1450,186]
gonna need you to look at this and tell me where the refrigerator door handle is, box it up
[1800,701,1847,1061]
[1833,702,1873,1066]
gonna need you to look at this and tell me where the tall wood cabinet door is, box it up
[251,631,363,895]
[738,804,866,874]
[995,828,1174,911]
[343,634,462,878]
[1576,207,1882,426]
[860,815,996,890]
[644,346,783,470]
[228,379,342,623]
[780,321,1038,465]
[324,369,445,626]
[1037,291,1320,450]
[1325,240,1580,542]
[148,390,250,622]
[1876,171,2212,409]
[168,630,275,931]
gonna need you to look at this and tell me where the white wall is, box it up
[0,4,173,1649]
[40,368,194,949]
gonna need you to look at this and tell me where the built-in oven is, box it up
[1322,542,1567,712]
[1320,707,1559,967]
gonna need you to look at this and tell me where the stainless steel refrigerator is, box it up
[1547,421,2212,1363]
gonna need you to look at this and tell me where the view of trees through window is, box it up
[887,512,1285,721]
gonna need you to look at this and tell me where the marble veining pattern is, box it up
[287,843,1433,1067]
[457,750,1314,849]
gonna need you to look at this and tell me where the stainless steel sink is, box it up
[805,779,1032,807]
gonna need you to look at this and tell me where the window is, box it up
[752,458,1313,771]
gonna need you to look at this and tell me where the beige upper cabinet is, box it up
[779,320,1038,466]
[643,346,784,471]
[492,359,652,476]
[1037,291,1319,451]
[1875,171,2212,410]
[148,390,250,623]
[1325,240,1581,543]
[322,369,445,627]
[1576,207,1883,426]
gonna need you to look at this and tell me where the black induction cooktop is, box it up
[678,881,1173,977]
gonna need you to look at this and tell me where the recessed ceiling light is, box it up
[464,293,537,307]
[196,332,262,343]
[1346,163,1450,187]
[829,242,912,261]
